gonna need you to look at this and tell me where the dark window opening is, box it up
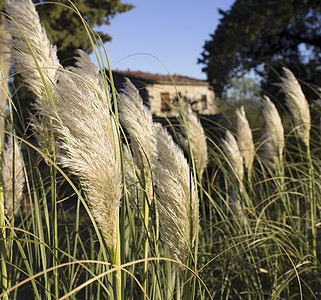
[202,95,207,110]
[161,92,171,112]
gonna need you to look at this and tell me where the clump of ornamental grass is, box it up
[8,0,321,298]
[4,2,62,297]
[7,0,122,258]
[179,104,208,178]
[278,67,310,147]
[4,0,124,295]
[3,135,25,218]
[261,95,284,169]
[277,68,316,252]
[118,78,158,292]
[152,122,198,264]
[236,106,254,173]
[45,50,122,253]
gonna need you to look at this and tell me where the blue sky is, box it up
[90,0,235,80]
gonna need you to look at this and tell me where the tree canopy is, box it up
[1,0,134,63]
[198,0,321,98]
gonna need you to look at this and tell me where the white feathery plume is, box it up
[222,131,246,222]
[152,123,198,263]
[5,0,60,98]
[236,106,255,171]
[44,51,122,252]
[278,67,310,147]
[179,104,208,178]
[221,130,244,182]
[119,78,156,176]
[118,78,157,204]
[3,136,25,218]
[5,0,60,97]
[5,0,61,161]
[262,96,284,168]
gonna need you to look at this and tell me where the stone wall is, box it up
[146,83,216,116]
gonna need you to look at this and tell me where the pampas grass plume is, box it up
[118,78,156,184]
[222,130,244,182]
[179,104,208,177]
[46,51,122,252]
[5,0,60,98]
[236,106,254,171]
[3,136,25,218]
[262,96,284,168]
[222,131,246,222]
[279,67,310,147]
[5,0,61,162]
[152,123,198,263]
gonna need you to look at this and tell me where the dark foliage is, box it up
[199,0,321,99]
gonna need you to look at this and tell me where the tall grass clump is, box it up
[153,122,199,262]
[51,50,123,297]
[118,78,157,294]
[5,1,63,297]
[153,122,199,299]
[2,0,321,299]
[278,67,317,257]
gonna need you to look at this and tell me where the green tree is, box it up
[222,75,260,104]
[198,0,321,99]
[36,0,134,64]
[1,0,134,64]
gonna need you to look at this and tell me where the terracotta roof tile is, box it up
[112,69,208,86]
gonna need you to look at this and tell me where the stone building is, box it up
[112,70,216,117]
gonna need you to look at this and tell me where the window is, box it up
[201,95,207,110]
[160,92,171,112]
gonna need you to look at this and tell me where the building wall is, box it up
[145,83,216,116]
